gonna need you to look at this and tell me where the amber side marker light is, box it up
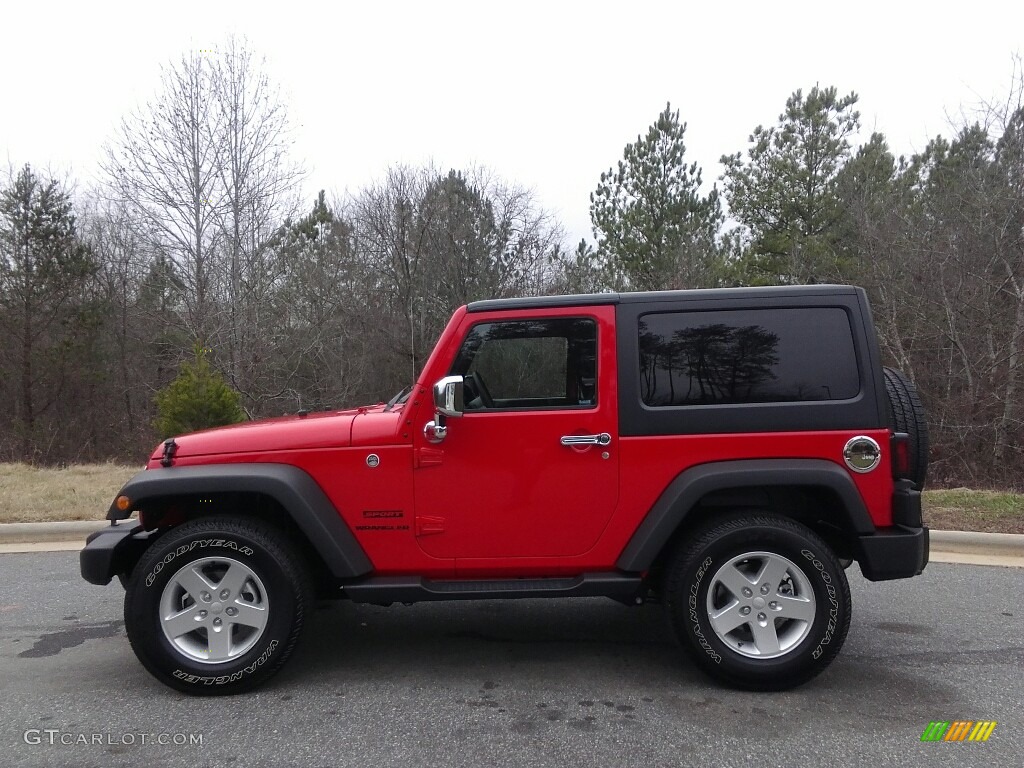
[115,495,132,512]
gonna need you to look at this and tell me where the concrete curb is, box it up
[0,520,110,544]
[929,529,1024,557]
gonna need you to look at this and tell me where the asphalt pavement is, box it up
[0,551,1021,768]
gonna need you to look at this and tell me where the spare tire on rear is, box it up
[882,367,929,489]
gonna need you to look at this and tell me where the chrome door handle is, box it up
[560,432,611,447]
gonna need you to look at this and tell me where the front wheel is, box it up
[665,514,851,690]
[124,517,311,695]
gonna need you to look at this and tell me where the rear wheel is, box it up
[124,517,311,695]
[664,514,851,691]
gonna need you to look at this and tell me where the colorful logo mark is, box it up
[921,721,997,742]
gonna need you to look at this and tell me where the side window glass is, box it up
[451,318,597,410]
[638,308,860,406]
[471,336,567,400]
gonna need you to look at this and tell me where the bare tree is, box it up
[269,191,373,410]
[76,189,186,455]
[103,40,304,416]
[103,50,223,342]
[352,165,435,382]
[463,165,565,298]
[210,36,304,406]
[351,164,566,387]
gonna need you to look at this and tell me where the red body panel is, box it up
[151,411,356,461]
[351,409,406,446]
[411,305,619,575]
[149,442,451,577]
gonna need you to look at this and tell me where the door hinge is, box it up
[415,447,444,468]
[415,515,446,536]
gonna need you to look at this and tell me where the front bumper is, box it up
[80,522,152,586]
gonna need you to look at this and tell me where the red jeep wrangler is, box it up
[82,285,928,695]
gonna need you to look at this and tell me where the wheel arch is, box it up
[616,459,875,573]
[108,464,373,582]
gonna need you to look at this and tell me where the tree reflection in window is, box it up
[641,322,779,405]
[638,308,859,406]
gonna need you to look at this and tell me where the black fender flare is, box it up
[107,464,373,578]
[615,459,875,572]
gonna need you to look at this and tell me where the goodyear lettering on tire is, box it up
[801,549,838,660]
[689,557,722,664]
[145,539,255,587]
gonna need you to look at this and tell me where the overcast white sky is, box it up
[2,0,1022,243]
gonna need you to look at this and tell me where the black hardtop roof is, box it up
[466,285,860,313]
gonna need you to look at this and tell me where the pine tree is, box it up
[0,164,96,459]
[419,170,506,307]
[154,346,246,438]
[721,86,860,284]
[590,103,724,291]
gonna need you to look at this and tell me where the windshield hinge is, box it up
[161,438,178,467]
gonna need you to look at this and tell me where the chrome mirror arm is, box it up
[423,413,448,444]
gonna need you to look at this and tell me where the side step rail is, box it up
[342,573,644,606]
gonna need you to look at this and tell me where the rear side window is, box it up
[638,308,860,406]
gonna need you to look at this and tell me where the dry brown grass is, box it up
[0,463,140,524]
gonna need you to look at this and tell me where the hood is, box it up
[150,410,357,463]
[148,403,408,464]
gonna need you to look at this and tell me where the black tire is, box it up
[124,517,311,696]
[664,514,852,691]
[882,367,929,489]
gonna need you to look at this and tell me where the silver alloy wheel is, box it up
[706,551,816,659]
[159,556,269,664]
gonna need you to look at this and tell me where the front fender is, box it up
[107,464,372,579]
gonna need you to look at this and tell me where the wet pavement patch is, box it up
[17,621,123,658]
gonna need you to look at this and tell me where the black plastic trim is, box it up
[106,464,373,579]
[343,573,644,605]
[467,285,859,314]
[616,459,876,571]
[80,523,145,585]
[857,525,929,581]
[468,293,619,312]
[891,480,923,527]
[856,288,891,429]
[618,285,859,304]
[615,287,886,436]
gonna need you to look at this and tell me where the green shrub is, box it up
[155,347,246,438]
